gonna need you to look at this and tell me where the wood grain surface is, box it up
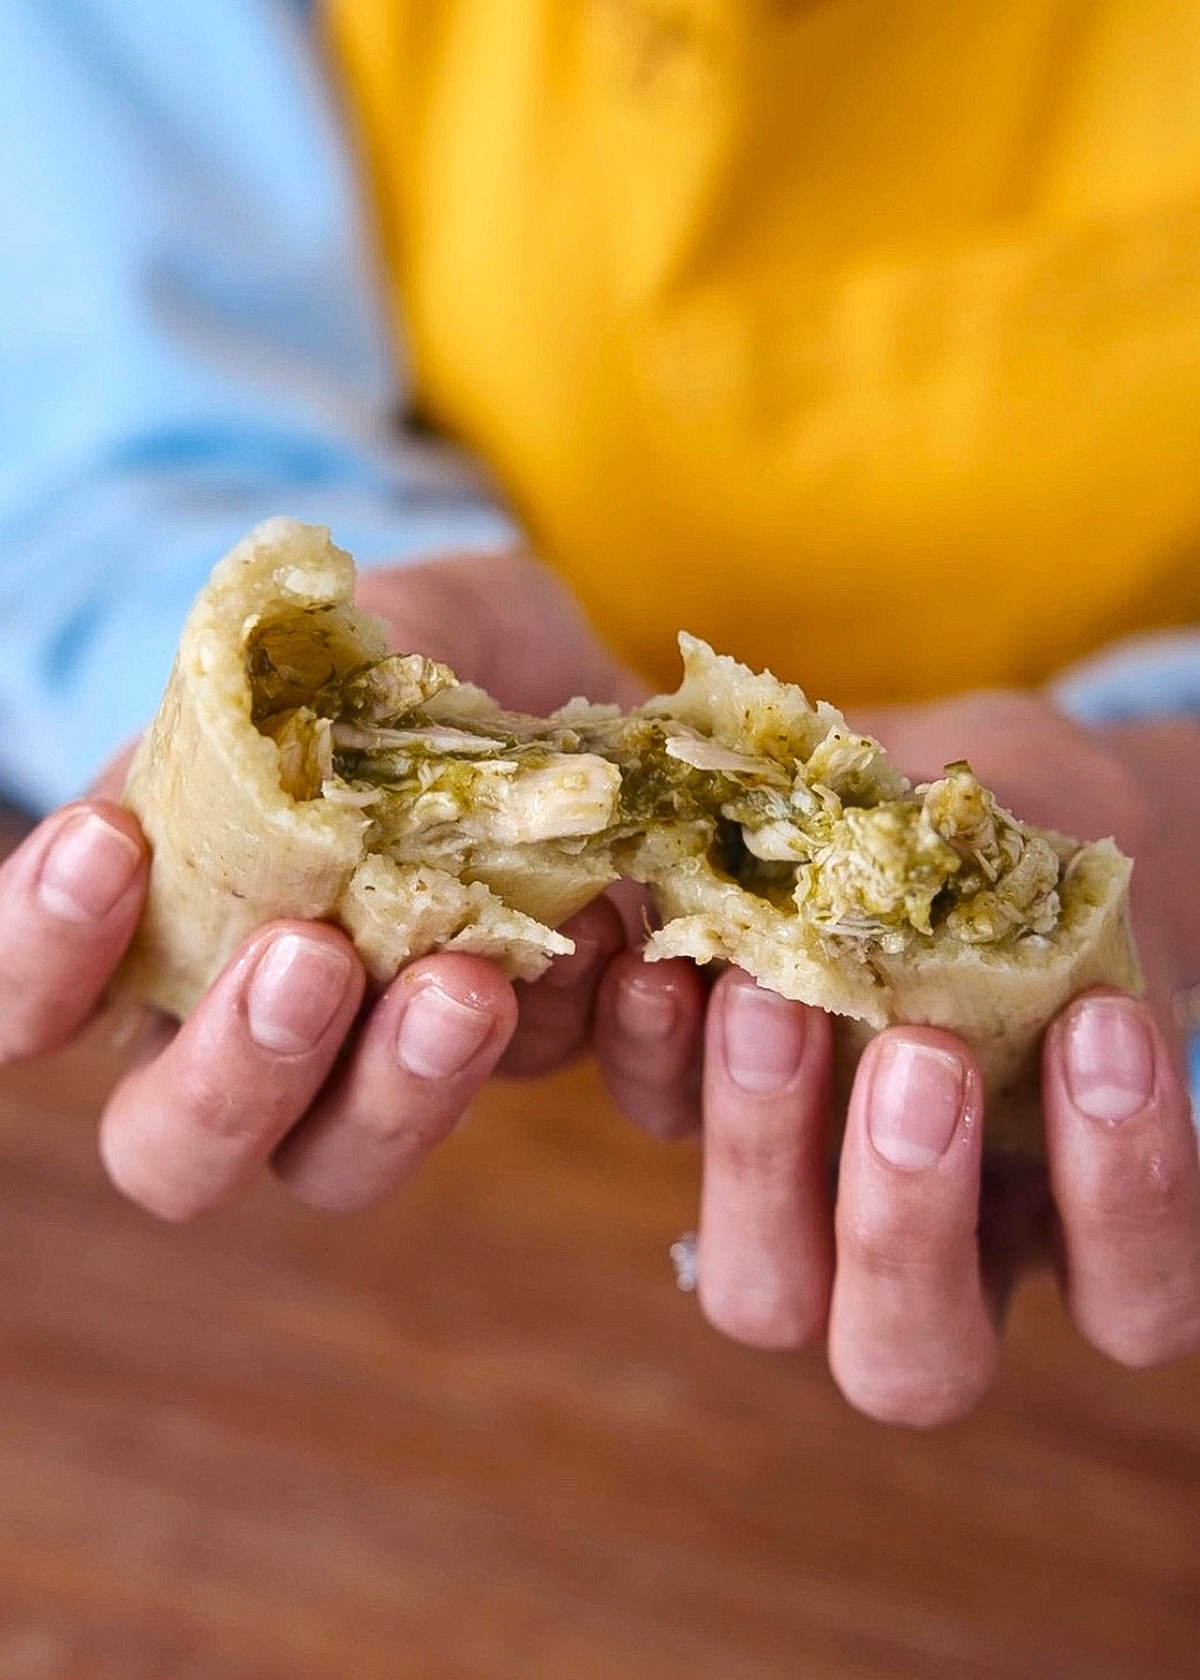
[0,986,1197,1676]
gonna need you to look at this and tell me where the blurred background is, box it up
[0,960,1197,1678]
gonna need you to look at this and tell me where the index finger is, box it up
[100,920,365,1220]
[0,800,148,1061]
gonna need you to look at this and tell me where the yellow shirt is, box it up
[325,0,1200,702]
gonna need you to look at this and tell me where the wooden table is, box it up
[0,971,1197,1676]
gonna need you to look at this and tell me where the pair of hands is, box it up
[1,549,1197,1427]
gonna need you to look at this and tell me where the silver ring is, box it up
[669,1231,698,1292]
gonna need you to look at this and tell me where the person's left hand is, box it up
[0,548,645,1225]
[587,690,1200,1425]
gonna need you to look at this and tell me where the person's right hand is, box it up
[586,691,1200,1426]
[0,546,642,1222]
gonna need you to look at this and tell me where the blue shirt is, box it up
[0,0,515,812]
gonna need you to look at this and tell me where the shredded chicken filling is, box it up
[246,611,1065,954]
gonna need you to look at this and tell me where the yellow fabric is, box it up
[324,0,1200,702]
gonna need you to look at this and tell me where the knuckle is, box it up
[838,1203,960,1284]
[706,1126,802,1186]
[181,1066,274,1144]
[604,1025,695,1095]
[354,1098,457,1158]
[1076,1147,1193,1240]
[185,1081,247,1142]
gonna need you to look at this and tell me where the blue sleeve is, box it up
[0,0,518,812]
[1051,629,1200,724]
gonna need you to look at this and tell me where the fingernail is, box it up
[246,933,353,1054]
[1065,997,1156,1123]
[616,974,679,1043]
[723,980,807,1093]
[396,981,493,1079]
[868,1039,965,1170]
[37,812,143,924]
